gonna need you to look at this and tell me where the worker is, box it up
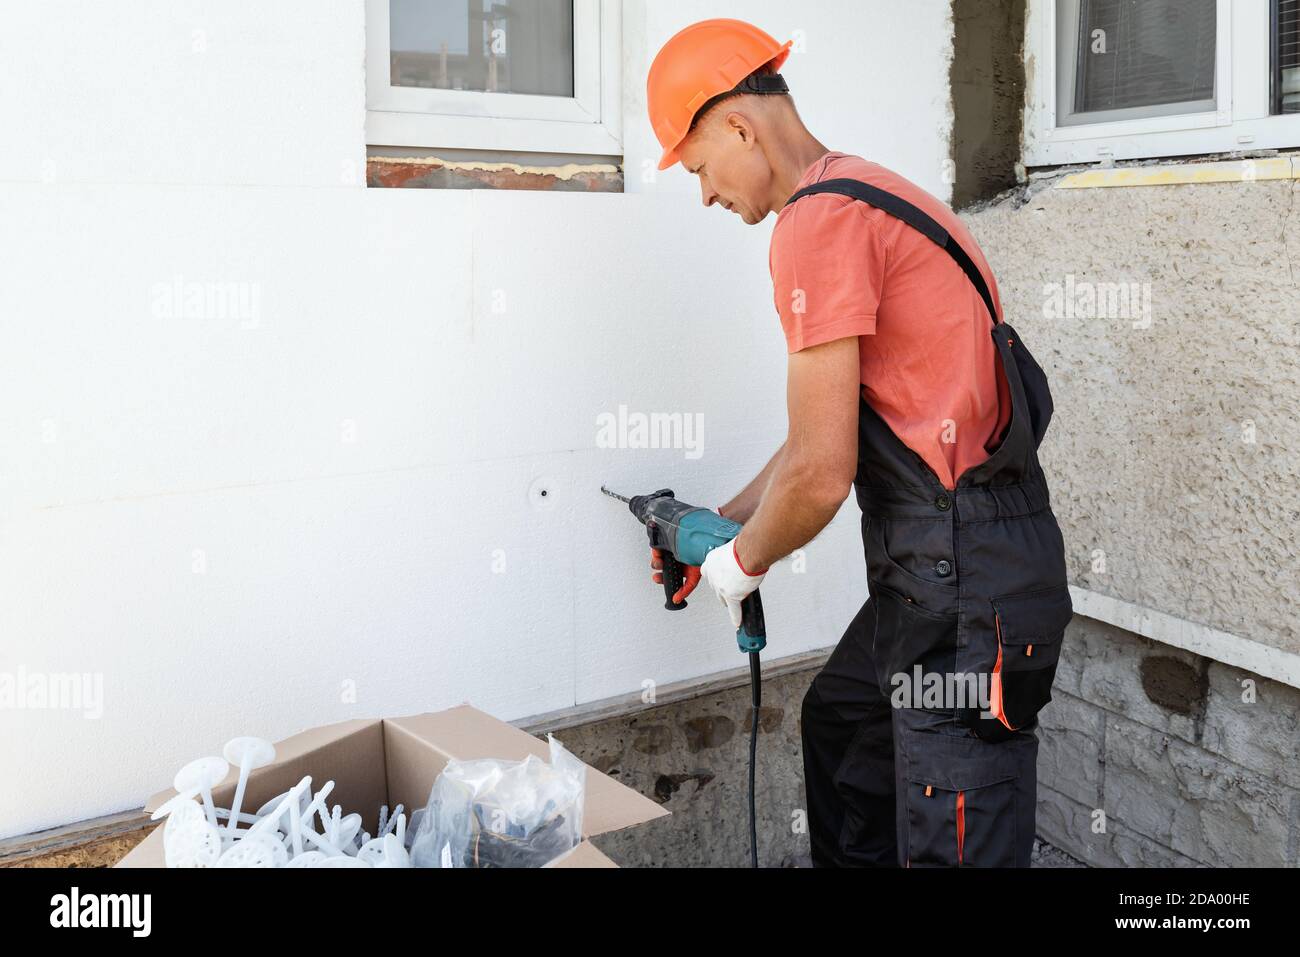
[646,19,1073,867]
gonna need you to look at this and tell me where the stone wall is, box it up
[1040,616,1300,866]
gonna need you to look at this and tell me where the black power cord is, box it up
[748,650,761,869]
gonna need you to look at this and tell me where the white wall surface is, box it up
[0,0,955,837]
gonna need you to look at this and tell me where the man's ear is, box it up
[724,110,756,149]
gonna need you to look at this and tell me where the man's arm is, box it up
[732,336,860,571]
[719,441,785,524]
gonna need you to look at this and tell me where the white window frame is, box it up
[1024,0,1300,165]
[366,0,622,155]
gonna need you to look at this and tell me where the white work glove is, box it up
[700,540,768,629]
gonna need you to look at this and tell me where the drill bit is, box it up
[600,486,631,504]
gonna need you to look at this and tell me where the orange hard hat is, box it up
[647,18,794,171]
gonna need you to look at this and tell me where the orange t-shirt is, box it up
[769,152,1012,491]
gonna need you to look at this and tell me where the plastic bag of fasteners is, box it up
[409,734,586,868]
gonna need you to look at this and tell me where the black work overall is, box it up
[789,180,1073,868]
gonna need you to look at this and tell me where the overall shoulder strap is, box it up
[784,178,999,327]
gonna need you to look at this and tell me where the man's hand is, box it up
[700,541,768,629]
[646,504,733,603]
[649,547,702,603]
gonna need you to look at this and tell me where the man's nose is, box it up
[699,180,718,208]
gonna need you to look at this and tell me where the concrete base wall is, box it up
[1040,615,1300,867]
[550,666,817,868]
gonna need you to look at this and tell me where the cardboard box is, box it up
[117,704,668,868]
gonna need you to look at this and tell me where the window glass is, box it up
[1278,0,1300,113]
[390,0,575,97]
[1057,0,1216,126]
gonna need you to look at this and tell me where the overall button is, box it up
[934,494,951,512]
[935,560,952,577]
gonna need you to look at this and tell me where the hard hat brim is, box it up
[769,40,794,74]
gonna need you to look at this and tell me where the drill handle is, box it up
[737,589,767,653]
[661,553,688,611]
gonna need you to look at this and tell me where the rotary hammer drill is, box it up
[601,486,766,652]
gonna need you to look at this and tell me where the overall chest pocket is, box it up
[989,584,1074,731]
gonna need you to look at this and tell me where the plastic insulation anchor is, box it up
[748,650,761,869]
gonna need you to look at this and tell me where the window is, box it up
[366,0,621,156]
[1024,0,1300,165]
[1058,0,1217,126]
[1273,0,1300,112]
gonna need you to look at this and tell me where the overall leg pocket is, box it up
[989,583,1073,731]
[902,728,1027,868]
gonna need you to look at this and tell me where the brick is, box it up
[1037,783,1206,867]
[1104,713,1296,866]
[1072,617,1205,744]
[1201,661,1300,790]
[1037,689,1105,807]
